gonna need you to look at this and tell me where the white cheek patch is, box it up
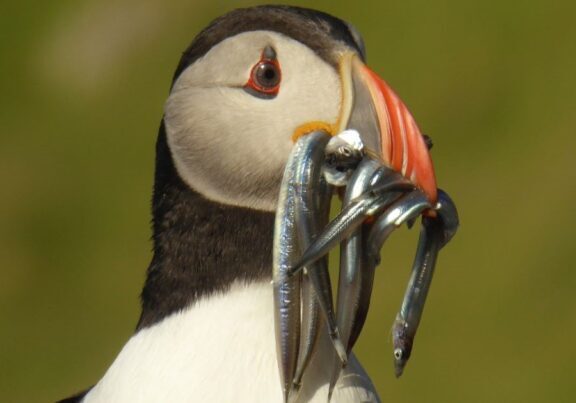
[165,31,342,211]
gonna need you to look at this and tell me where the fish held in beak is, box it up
[273,51,459,391]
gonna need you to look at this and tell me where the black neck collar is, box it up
[136,122,274,329]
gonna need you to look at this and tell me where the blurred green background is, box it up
[1,0,575,401]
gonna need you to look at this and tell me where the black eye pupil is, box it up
[255,62,280,88]
[264,68,275,80]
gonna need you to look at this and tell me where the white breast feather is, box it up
[84,281,380,403]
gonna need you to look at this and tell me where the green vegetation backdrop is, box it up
[1,0,575,401]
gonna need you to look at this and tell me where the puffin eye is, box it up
[244,47,281,99]
[254,61,281,90]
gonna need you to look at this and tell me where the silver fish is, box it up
[326,158,382,397]
[392,189,459,377]
[365,190,432,268]
[293,272,320,393]
[291,131,332,392]
[392,218,441,378]
[273,136,307,402]
[288,179,413,277]
[274,131,342,402]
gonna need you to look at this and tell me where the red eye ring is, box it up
[244,49,281,98]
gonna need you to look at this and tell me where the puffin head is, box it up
[163,5,436,212]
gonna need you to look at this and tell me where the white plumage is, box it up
[85,281,379,402]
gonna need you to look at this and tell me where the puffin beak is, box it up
[338,53,438,203]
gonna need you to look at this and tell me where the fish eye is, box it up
[339,146,353,157]
[394,348,403,360]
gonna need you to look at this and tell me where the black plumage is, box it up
[137,124,275,329]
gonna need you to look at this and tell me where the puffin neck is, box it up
[136,122,274,330]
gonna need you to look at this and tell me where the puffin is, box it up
[61,5,436,402]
